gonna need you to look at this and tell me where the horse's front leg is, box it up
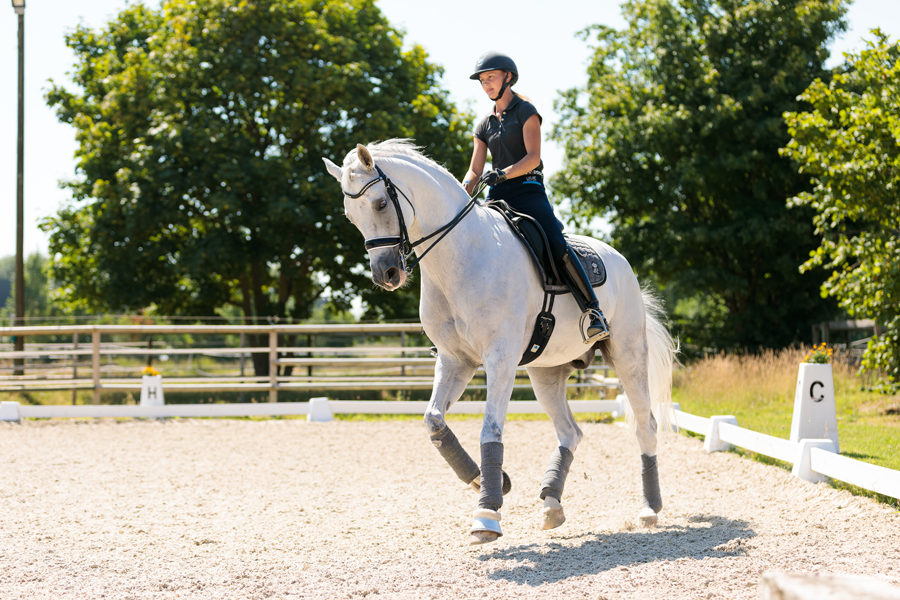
[424,355,481,486]
[469,355,519,545]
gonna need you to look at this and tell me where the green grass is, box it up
[673,347,899,507]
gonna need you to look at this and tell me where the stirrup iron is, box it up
[580,308,610,343]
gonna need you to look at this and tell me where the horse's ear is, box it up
[323,157,343,182]
[356,144,375,171]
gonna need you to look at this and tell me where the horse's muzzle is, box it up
[369,248,407,291]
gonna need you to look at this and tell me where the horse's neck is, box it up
[395,160,522,300]
[391,159,471,234]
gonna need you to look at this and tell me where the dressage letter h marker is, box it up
[140,375,165,407]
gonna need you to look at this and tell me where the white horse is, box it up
[324,140,676,544]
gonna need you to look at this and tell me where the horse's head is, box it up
[323,144,408,291]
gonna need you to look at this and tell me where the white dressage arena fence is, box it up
[2,323,898,503]
[2,396,898,503]
[672,405,900,501]
[669,361,900,501]
[0,395,627,421]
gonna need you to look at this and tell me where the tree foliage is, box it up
[552,0,847,351]
[782,31,900,389]
[43,0,471,327]
[0,254,70,323]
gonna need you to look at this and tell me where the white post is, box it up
[792,438,837,483]
[0,401,21,423]
[612,393,627,418]
[704,415,738,453]
[139,375,165,406]
[790,363,839,452]
[307,397,333,422]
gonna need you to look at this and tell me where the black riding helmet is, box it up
[469,51,519,86]
[470,52,518,101]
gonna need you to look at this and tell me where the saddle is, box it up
[484,200,607,365]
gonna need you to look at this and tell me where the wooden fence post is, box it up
[269,330,278,403]
[71,333,78,405]
[91,328,101,404]
[239,332,246,403]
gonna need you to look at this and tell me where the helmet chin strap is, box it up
[490,72,512,102]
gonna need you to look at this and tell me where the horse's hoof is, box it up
[638,506,658,527]
[469,471,512,495]
[469,509,502,544]
[469,530,500,545]
[541,496,566,530]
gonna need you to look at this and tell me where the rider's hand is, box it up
[481,169,507,187]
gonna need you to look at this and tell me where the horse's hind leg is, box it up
[609,334,662,526]
[528,364,582,530]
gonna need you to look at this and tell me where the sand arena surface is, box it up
[1,418,898,599]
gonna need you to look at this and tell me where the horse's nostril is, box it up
[385,267,398,282]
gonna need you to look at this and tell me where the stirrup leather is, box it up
[579,308,610,343]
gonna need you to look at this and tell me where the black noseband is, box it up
[364,236,402,251]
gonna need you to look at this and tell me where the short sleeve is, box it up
[473,115,490,143]
[518,99,542,126]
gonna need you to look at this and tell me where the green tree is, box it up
[782,31,900,389]
[0,253,69,323]
[0,256,12,314]
[43,0,472,372]
[552,0,847,351]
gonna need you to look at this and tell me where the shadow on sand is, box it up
[479,514,755,585]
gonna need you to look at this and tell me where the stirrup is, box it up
[580,308,610,344]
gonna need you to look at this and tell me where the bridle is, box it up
[343,164,484,273]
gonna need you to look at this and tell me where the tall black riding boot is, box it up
[561,247,611,343]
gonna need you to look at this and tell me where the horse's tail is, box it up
[640,287,678,432]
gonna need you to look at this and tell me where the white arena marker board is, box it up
[790,363,839,452]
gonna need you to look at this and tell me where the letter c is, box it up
[809,380,825,402]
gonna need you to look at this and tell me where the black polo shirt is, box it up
[474,95,543,173]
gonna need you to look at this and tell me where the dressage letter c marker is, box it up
[809,380,825,402]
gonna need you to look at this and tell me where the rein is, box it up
[344,164,486,273]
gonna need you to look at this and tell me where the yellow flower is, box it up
[142,365,160,376]
[803,342,832,364]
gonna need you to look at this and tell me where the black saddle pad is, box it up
[567,235,607,288]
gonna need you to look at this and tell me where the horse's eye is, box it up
[375,198,388,211]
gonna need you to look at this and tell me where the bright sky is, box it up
[1,0,899,259]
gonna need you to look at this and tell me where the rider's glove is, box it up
[482,169,507,187]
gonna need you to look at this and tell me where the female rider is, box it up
[462,51,610,342]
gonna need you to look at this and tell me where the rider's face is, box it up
[478,70,508,98]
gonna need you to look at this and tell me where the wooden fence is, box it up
[0,323,619,403]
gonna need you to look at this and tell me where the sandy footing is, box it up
[1,418,898,599]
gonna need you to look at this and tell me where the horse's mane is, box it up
[343,138,457,183]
